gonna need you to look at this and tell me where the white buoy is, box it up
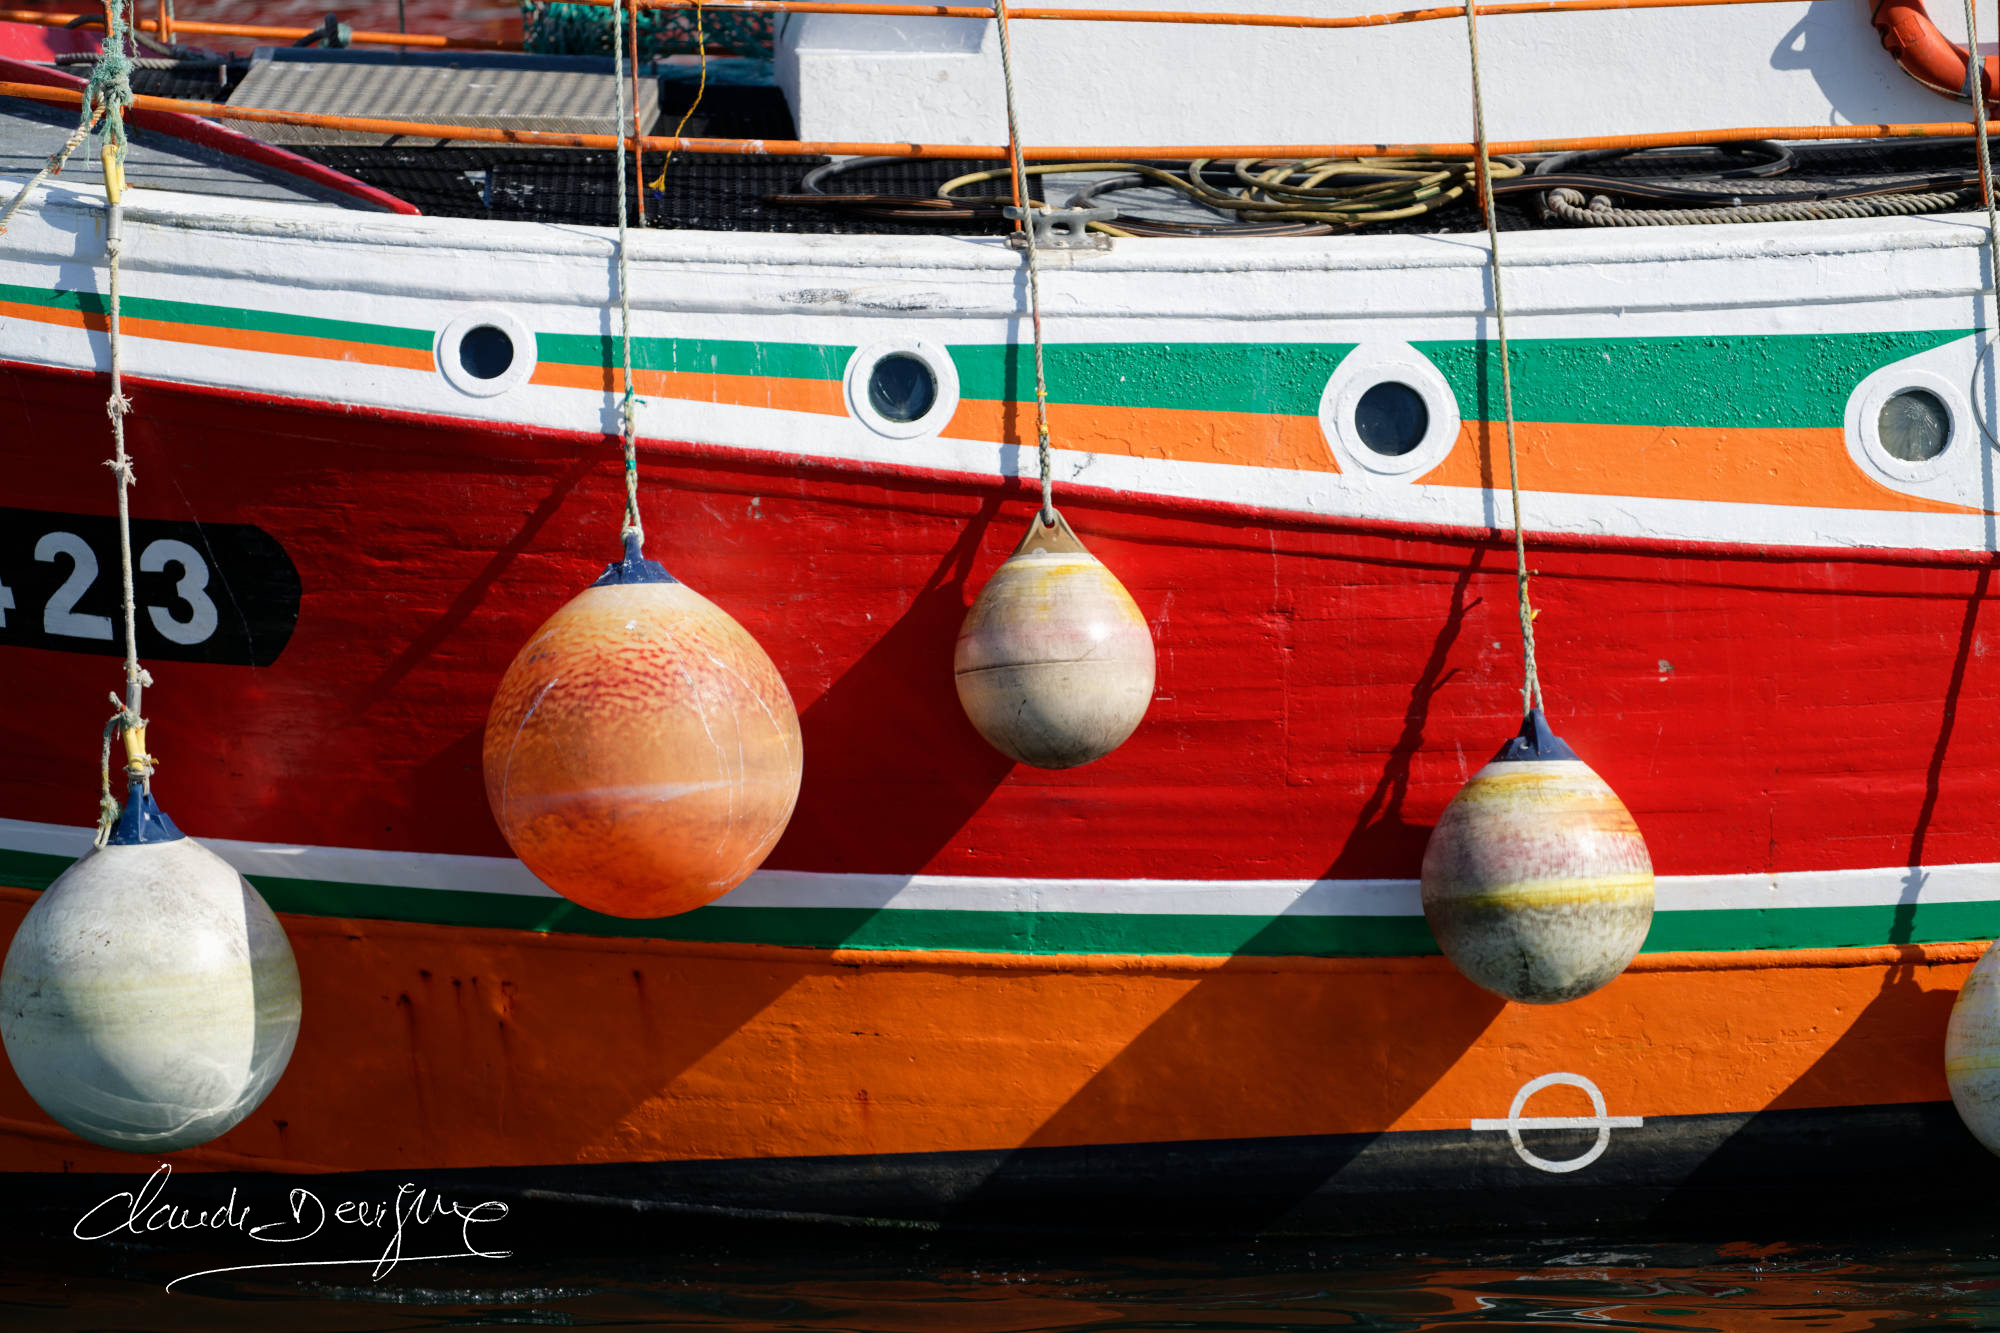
[1420,710,1654,1004]
[954,510,1155,769]
[0,784,302,1152]
[1947,940,2000,1156]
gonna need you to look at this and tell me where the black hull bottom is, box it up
[7,1100,1998,1256]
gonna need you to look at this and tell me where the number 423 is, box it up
[0,531,218,646]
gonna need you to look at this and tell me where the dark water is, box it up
[8,1223,2000,1331]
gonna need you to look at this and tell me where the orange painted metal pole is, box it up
[0,8,517,49]
[0,0,1835,44]
[0,78,1987,160]
[569,0,1836,29]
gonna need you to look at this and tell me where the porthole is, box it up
[1354,381,1430,457]
[435,308,538,398]
[1877,388,1950,462]
[869,352,938,423]
[459,324,516,381]
[844,338,960,439]
[1846,365,1970,486]
[1318,342,1462,481]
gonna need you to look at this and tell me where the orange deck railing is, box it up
[0,77,1985,162]
[0,0,1834,53]
[0,0,1980,168]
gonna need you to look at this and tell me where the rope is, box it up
[0,121,91,235]
[92,5,151,842]
[82,0,134,159]
[1964,0,2000,347]
[647,0,708,191]
[611,0,643,544]
[1541,183,1975,225]
[934,156,1523,235]
[630,0,645,227]
[991,0,1055,525]
[1464,0,1542,714]
[95,701,125,844]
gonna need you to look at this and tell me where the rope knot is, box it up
[79,13,136,158]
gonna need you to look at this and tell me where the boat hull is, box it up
[8,196,2000,1229]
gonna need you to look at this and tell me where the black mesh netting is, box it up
[291,137,1987,234]
[298,148,1043,232]
[128,60,250,103]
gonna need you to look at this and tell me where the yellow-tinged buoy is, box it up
[483,534,803,919]
[0,779,303,1152]
[1946,940,2000,1155]
[954,509,1155,770]
[1420,710,1654,1004]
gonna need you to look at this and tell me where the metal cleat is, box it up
[1004,204,1116,251]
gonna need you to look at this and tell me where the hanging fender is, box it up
[1871,0,2000,108]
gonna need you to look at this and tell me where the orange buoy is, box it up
[482,535,803,918]
[1420,710,1654,1004]
[954,510,1155,769]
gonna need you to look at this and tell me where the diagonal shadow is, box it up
[946,537,1509,1230]
[771,493,1016,873]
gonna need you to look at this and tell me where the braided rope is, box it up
[611,0,643,544]
[992,0,1056,526]
[1964,0,2000,346]
[1464,0,1543,715]
[0,124,92,236]
[1544,185,1976,226]
[0,0,132,236]
[82,0,134,156]
[93,4,151,843]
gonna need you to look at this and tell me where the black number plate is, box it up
[0,508,301,667]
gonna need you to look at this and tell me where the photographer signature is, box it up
[73,1164,511,1292]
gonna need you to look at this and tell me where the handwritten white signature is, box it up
[73,1164,512,1292]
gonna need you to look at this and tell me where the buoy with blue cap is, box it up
[483,532,804,919]
[1946,941,2000,1155]
[1420,709,1655,1004]
[955,509,1155,770]
[1,735,303,1152]
[1,157,303,1152]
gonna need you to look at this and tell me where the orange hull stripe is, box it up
[942,399,1339,474]
[2,297,1971,516]
[0,892,1969,1175]
[528,362,849,415]
[0,299,434,371]
[1418,419,1979,515]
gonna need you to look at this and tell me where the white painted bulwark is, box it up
[777,0,1950,147]
[7,181,2000,553]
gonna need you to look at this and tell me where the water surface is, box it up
[7,1224,2000,1330]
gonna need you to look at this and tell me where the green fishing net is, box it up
[521,3,774,58]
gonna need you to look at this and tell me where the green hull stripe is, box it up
[946,342,1357,416]
[0,281,433,352]
[532,332,851,381]
[1413,330,1972,429]
[4,850,1995,958]
[3,277,1970,428]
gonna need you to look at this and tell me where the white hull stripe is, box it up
[1,816,1993,917]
